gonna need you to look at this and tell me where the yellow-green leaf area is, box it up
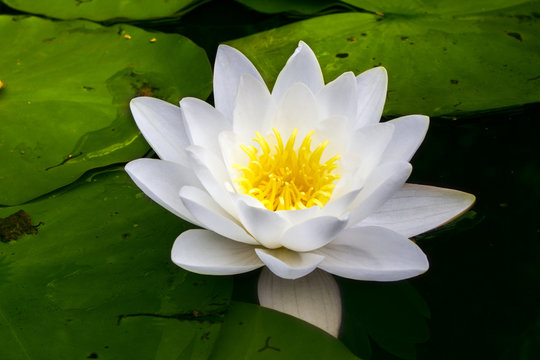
[2,0,204,21]
[0,16,212,205]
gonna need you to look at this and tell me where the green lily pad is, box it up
[1,0,204,21]
[0,16,212,205]
[235,0,530,15]
[0,168,232,360]
[228,2,540,117]
[342,0,531,15]
[209,301,361,360]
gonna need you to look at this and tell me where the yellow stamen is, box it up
[234,128,341,211]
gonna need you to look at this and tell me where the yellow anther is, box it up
[234,128,341,211]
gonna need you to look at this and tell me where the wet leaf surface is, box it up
[1,0,205,21]
[0,168,232,360]
[0,16,212,205]
[228,2,540,117]
[210,301,361,360]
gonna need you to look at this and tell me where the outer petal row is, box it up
[171,229,263,275]
[317,226,429,281]
[125,158,201,226]
[130,97,190,166]
[170,226,429,282]
[360,184,476,237]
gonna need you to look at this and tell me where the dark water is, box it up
[410,105,540,360]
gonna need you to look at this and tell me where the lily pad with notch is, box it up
[0,15,212,205]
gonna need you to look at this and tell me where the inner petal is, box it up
[233,128,341,211]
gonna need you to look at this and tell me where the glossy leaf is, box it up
[228,2,540,117]
[1,0,204,21]
[0,16,212,205]
[0,168,232,359]
[343,0,532,15]
[209,301,361,360]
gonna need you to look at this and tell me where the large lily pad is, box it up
[228,2,540,117]
[209,301,361,360]
[1,0,204,21]
[236,0,530,15]
[0,168,232,359]
[343,0,532,15]
[0,16,212,205]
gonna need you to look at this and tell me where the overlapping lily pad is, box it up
[0,16,212,205]
[228,2,540,117]
[235,0,530,15]
[1,0,204,21]
[0,168,232,359]
[210,301,360,360]
[342,0,532,16]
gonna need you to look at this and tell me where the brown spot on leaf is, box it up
[335,53,349,58]
[135,83,155,97]
[0,210,40,242]
[450,79,459,84]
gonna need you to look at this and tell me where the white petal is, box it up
[280,215,349,252]
[232,74,275,139]
[360,184,476,237]
[313,116,349,162]
[333,123,395,199]
[316,71,358,125]
[347,123,395,181]
[180,97,230,156]
[272,41,324,102]
[355,67,388,128]
[258,268,342,337]
[316,226,429,281]
[179,186,258,245]
[274,82,319,139]
[186,145,237,217]
[255,248,324,279]
[237,200,288,249]
[125,159,201,225]
[171,229,263,275]
[276,206,321,226]
[348,161,412,225]
[382,115,429,162]
[213,44,265,121]
[322,188,362,217]
[130,97,190,166]
[218,131,247,193]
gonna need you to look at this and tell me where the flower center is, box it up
[233,128,341,211]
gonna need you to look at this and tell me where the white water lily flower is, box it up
[125,41,475,335]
